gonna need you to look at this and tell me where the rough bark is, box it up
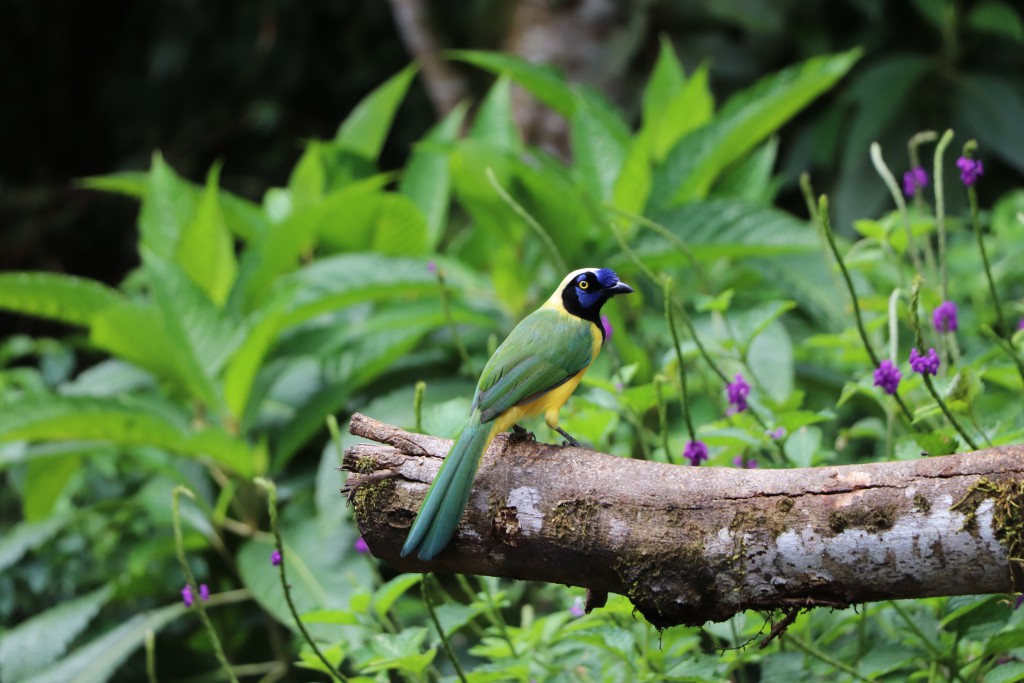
[343,413,1024,629]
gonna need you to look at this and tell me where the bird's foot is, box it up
[510,424,536,442]
[555,426,584,449]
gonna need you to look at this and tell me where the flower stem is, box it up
[811,193,917,425]
[254,478,348,682]
[933,130,953,302]
[870,142,928,276]
[423,575,468,683]
[663,277,697,443]
[145,629,158,683]
[486,167,567,274]
[172,486,240,683]
[414,380,427,434]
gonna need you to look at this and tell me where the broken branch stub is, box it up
[342,413,1024,629]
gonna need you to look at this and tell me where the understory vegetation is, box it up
[3,33,1024,683]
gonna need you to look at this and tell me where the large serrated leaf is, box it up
[0,514,72,572]
[0,396,260,475]
[138,152,198,259]
[632,199,816,266]
[0,273,123,327]
[449,50,575,116]
[651,48,861,207]
[174,164,238,306]
[401,102,467,248]
[0,585,114,683]
[571,93,627,201]
[471,74,520,149]
[334,64,418,162]
[21,603,186,683]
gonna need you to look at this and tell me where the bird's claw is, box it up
[555,426,583,448]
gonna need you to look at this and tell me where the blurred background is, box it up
[4,0,1023,313]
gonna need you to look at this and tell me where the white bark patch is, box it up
[506,486,544,534]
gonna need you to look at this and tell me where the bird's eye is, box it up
[578,280,589,290]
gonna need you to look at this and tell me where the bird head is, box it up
[554,267,633,319]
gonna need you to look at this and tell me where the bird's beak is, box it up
[607,281,634,295]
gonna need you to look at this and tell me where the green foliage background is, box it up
[3,2,1024,681]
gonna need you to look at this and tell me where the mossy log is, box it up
[343,413,1024,629]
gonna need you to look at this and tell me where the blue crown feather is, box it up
[596,268,619,288]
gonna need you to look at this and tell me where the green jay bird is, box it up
[402,267,633,561]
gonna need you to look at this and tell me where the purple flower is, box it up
[873,360,902,395]
[902,166,929,197]
[601,315,613,340]
[1016,594,1024,610]
[427,261,437,275]
[354,537,370,554]
[732,455,758,469]
[569,596,585,618]
[909,348,940,376]
[1018,319,1024,331]
[199,584,210,602]
[181,584,194,607]
[932,301,958,333]
[614,381,624,392]
[726,374,750,413]
[957,157,984,186]
[683,440,708,466]
[767,427,786,440]
[270,549,282,566]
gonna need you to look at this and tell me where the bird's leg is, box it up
[510,424,535,442]
[555,426,583,448]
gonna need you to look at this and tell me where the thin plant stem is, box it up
[907,280,979,450]
[602,203,709,287]
[326,415,344,466]
[485,167,567,274]
[414,381,427,434]
[254,478,347,682]
[786,633,868,681]
[654,375,673,462]
[811,193,917,425]
[663,277,697,442]
[145,629,158,683]
[870,142,926,276]
[921,374,979,450]
[172,486,240,683]
[933,129,954,302]
[423,575,468,683]
[435,266,475,377]
[482,577,519,658]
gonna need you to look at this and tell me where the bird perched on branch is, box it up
[402,267,633,561]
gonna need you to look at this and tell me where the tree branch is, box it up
[342,413,1024,629]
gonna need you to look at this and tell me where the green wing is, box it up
[472,308,595,423]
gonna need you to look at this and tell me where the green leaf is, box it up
[985,661,1024,683]
[174,164,238,306]
[237,517,374,640]
[783,427,821,467]
[23,453,81,521]
[571,92,627,200]
[401,102,468,248]
[633,199,816,265]
[944,367,984,413]
[21,603,186,683]
[711,136,779,204]
[0,395,261,476]
[334,64,418,162]
[0,273,123,327]
[747,320,795,404]
[0,585,113,683]
[642,37,686,138]
[88,301,189,392]
[471,74,519,149]
[449,50,575,116]
[952,73,1024,172]
[143,251,240,408]
[0,514,71,572]
[372,574,423,620]
[967,1,1024,41]
[319,193,429,256]
[612,137,653,215]
[288,141,327,208]
[652,49,861,207]
[138,152,198,258]
[651,63,714,163]
[77,171,148,198]
[361,629,436,675]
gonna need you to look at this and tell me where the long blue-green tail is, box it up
[401,412,496,561]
